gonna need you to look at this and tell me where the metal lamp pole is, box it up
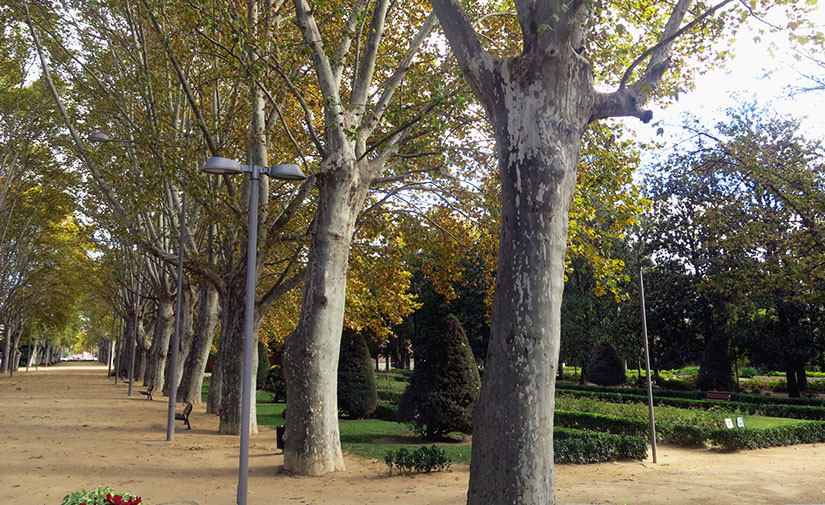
[200,156,305,505]
[640,256,658,463]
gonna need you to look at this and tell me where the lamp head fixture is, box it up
[200,157,306,181]
[641,257,657,268]
[201,156,243,175]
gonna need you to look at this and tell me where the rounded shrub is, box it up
[337,330,378,418]
[399,314,481,439]
[586,341,626,386]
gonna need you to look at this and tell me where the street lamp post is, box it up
[640,256,658,463]
[200,156,305,505]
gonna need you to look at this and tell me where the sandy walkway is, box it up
[2,363,824,505]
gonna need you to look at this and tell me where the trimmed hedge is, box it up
[557,388,825,420]
[554,428,647,463]
[555,410,648,437]
[555,410,707,446]
[558,382,825,407]
[378,390,404,404]
[709,421,825,450]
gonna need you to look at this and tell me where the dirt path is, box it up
[2,363,824,505]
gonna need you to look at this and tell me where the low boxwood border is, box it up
[555,410,707,446]
[708,421,825,450]
[554,427,647,463]
[557,389,825,420]
[557,382,825,407]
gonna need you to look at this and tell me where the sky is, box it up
[621,3,825,166]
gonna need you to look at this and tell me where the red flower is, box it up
[699,402,703,406]
[111,495,124,505]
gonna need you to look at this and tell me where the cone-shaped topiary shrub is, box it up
[256,340,271,388]
[337,330,378,418]
[586,341,626,386]
[399,314,481,439]
[697,336,736,391]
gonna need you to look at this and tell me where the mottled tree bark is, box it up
[284,167,368,475]
[425,0,698,501]
[1,326,10,374]
[178,282,218,404]
[146,294,174,390]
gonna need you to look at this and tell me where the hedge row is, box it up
[708,421,825,450]
[557,388,825,420]
[555,410,707,446]
[554,428,647,463]
[377,390,404,404]
[557,382,825,407]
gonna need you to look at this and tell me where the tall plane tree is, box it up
[425,0,810,503]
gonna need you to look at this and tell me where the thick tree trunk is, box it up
[797,364,808,393]
[207,353,223,415]
[178,282,219,404]
[1,326,10,374]
[787,365,800,398]
[162,283,195,397]
[466,54,591,505]
[119,316,135,379]
[146,295,174,390]
[284,169,367,475]
[216,276,258,435]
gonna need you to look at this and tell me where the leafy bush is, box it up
[553,428,647,463]
[337,331,378,418]
[62,487,140,505]
[399,314,481,438]
[262,365,286,402]
[738,366,760,378]
[586,341,626,386]
[384,445,452,475]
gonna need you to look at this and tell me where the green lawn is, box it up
[741,415,810,429]
[254,399,472,464]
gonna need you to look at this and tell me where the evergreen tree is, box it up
[257,340,270,389]
[337,331,377,419]
[400,314,481,439]
[586,341,626,386]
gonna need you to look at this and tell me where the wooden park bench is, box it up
[139,385,154,401]
[176,402,193,430]
[706,391,732,401]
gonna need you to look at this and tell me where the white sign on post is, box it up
[724,418,735,429]
[736,417,744,428]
